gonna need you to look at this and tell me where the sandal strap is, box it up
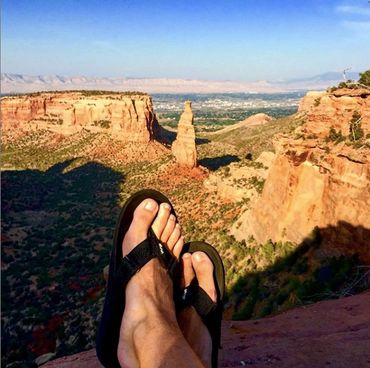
[180,279,217,318]
[192,287,217,319]
[117,229,177,285]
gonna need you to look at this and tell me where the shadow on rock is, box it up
[199,155,240,171]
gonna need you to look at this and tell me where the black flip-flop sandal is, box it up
[96,189,179,368]
[178,241,225,368]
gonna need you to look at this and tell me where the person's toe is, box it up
[182,253,195,287]
[160,214,176,243]
[192,251,217,303]
[167,223,181,249]
[172,235,185,259]
[151,202,171,238]
[122,198,158,257]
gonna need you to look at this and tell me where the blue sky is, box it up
[1,0,369,81]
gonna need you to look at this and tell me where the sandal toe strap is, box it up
[192,287,217,319]
[117,230,177,285]
[180,279,217,318]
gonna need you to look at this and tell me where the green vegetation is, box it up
[248,176,265,193]
[78,90,147,97]
[224,229,369,320]
[326,127,345,144]
[358,70,370,87]
[207,115,305,157]
[93,120,111,129]
[324,111,367,148]
[157,106,298,132]
[328,70,370,91]
[349,111,364,142]
[4,90,148,98]
[327,81,358,92]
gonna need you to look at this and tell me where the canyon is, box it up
[1,86,369,367]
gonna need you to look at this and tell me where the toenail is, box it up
[183,253,191,260]
[161,203,171,210]
[144,200,156,211]
[193,252,205,262]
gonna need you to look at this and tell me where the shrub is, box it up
[358,70,370,87]
[349,112,364,142]
[258,300,273,317]
[338,81,348,89]
[248,176,265,193]
[326,127,345,144]
[93,120,111,129]
[245,153,253,160]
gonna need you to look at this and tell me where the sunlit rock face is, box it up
[297,88,370,138]
[0,92,159,143]
[232,89,370,262]
[171,101,198,168]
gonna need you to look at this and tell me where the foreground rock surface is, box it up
[1,91,159,143]
[171,101,197,168]
[43,291,370,368]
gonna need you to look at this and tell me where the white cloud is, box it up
[336,5,370,16]
[342,20,370,31]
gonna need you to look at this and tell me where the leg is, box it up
[117,199,204,368]
[177,252,217,368]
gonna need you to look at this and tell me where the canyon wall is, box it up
[0,92,159,143]
[298,88,370,137]
[232,88,370,261]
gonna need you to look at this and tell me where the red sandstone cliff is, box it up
[0,92,159,143]
[297,88,370,138]
[232,88,370,262]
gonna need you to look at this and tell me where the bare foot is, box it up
[118,199,199,368]
[177,251,217,368]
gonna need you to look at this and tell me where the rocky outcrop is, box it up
[298,88,370,138]
[43,291,370,368]
[232,89,370,262]
[0,92,159,143]
[171,101,197,168]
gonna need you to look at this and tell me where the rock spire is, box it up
[171,101,197,168]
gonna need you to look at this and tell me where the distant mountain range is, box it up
[0,72,360,94]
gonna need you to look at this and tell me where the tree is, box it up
[349,111,364,142]
[358,70,370,87]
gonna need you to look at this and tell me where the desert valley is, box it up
[1,74,370,367]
